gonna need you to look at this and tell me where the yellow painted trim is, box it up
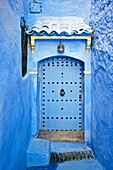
[84,71,91,75]
[86,37,91,53]
[29,72,39,75]
[31,37,35,54]
[30,35,92,54]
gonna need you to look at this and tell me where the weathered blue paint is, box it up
[27,159,104,170]
[90,1,113,170]
[0,1,30,170]
[29,1,42,14]
[28,0,91,26]
[27,138,51,167]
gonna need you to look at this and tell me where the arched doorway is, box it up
[37,56,84,142]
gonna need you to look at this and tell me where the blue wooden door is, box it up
[38,56,84,131]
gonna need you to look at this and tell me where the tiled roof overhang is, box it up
[26,17,94,36]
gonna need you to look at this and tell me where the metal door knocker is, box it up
[60,89,65,96]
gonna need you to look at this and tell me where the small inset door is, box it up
[38,56,84,141]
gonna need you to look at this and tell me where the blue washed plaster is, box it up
[27,138,51,167]
[90,0,113,170]
[0,1,30,170]
[28,0,91,25]
[27,159,104,170]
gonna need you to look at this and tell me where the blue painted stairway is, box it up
[27,138,104,170]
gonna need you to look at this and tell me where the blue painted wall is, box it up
[0,1,31,170]
[90,1,113,170]
[28,0,91,26]
[1,0,113,169]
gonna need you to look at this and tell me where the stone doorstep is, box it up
[38,130,84,142]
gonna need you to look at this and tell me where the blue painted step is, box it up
[27,139,104,170]
[51,141,89,153]
[27,138,51,167]
[27,159,104,170]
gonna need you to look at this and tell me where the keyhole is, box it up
[60,89,65,97]
[61,73,63,78]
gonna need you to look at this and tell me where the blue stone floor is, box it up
[28,159,104,170]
